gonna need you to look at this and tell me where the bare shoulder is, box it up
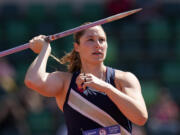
[114,69,141,91]
[115,70,139,81]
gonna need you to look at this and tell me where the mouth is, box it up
[92,51,103,55]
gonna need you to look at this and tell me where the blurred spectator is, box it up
[0,59,15,78]
[0,59,18,94]
[147,89,180,135]
[0,95,30,135]
[0,58,30,135]
[20,88,57,135]
[0,59,16,89]
[132,125,147,135]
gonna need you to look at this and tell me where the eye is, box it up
[87,38,94,42]
[99,38,105,43]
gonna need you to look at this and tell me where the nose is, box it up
[95,40,101,48]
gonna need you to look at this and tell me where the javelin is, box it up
[0,8,142,58]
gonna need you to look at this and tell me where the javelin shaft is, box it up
[0,8,142,58]
[0,43,29,58]
[47,8,142,41]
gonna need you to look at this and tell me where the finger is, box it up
[79,73,86,77]
[82,77,90,88]
[77,84,83,90]
[39,35,48,42]
[83,83,86,90]
[76,76,85,89]
[76,81,86,91]
[29,41,35,48]
[44,36,50,42]
[79,75,87,81]
[78,77,88,90]
[75,79,82,89]
[33,36,39,40]
[39,35,46,38]
[83,74,92,79]
[82,81,91,90]
[34,35,44,40]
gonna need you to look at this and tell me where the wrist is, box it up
[100,82,113,95]
[42,43,51,54]
[47,43,51,54]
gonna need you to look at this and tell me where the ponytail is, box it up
[59,49,81,73]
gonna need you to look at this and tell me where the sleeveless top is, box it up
[63,67,132,135]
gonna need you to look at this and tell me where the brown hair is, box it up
[58,23,105,73]
[59,29,86,73]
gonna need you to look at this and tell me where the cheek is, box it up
[78,44,91,56]
[84,41,94,47]
[103,44,108,51]
[81,42,93,51]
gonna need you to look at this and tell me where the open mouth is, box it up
[92,51,103,55]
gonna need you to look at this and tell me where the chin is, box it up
[91,58,105,64]
[85,55,106,64]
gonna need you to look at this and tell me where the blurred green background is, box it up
[0,0,179,135]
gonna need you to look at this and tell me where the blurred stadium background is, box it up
[0,0,180,135]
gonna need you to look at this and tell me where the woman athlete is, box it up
[24,25,148,135]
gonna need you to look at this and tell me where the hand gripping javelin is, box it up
[0,8,142,58]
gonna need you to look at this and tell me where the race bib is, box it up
[82,125,121,135]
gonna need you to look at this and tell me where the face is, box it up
[74,26,107,64]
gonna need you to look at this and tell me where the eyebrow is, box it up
[85,35,106,39]
[86,35,94,38]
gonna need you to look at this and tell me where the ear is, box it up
[74,42,80,52]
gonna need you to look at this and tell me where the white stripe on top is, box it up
[68,89,131,135]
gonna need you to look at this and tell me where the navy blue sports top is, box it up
[63,67,132,135]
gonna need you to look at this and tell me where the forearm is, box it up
[25,44,51,87]
[103,84,147,125]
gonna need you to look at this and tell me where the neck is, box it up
[81,62,106,80]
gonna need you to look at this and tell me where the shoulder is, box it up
[114,69,139,81]
[114,69,141,90]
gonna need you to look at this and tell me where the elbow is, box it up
[24,73,33,88]
[136,112,148,126]
[24,76,51,97]
[24,75,42,90]
[24,74,33,88]
[24,77,36,89]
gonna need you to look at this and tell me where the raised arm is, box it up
[24,35,70,97]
